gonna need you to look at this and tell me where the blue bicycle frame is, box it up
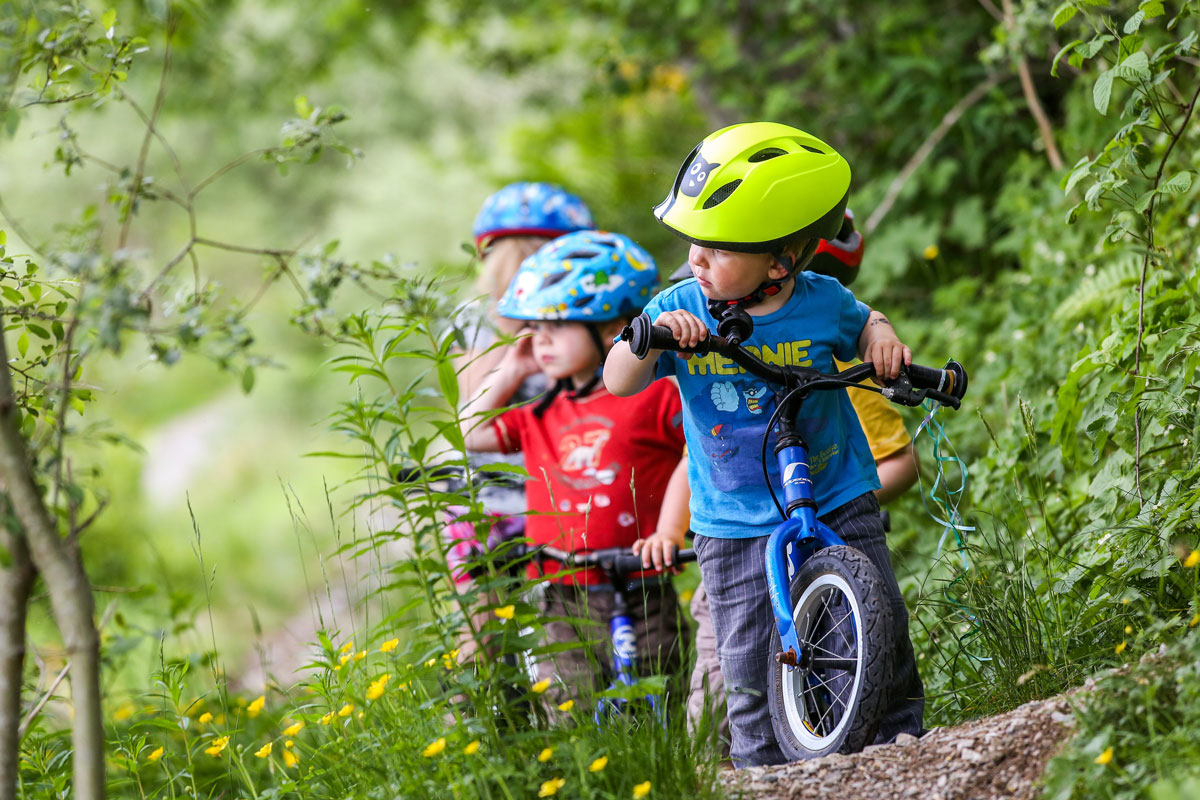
[764,413,847,671]
[594,595,661,723]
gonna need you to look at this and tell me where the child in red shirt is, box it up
[462,230,689,704]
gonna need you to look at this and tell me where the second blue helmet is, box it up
[496,231,658,322]
[472,182,594,252]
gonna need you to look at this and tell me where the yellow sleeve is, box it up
[835,359,912,462]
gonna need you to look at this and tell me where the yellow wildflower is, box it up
[366,674,391,700]
[340,641,354,654]
[282,721,304,737]
[589,755,608,772]
[423,737,447,757]
[923,244,939,260]
[1185,550,1200,568]
[495,605,516,620]
[1122,597,1131,605]
[379,638,399,653]
[557,700,574,712]
[114,703,136,722]
[679,589,694,605]
[320,711,335,725]
[1115,641,1127,654]
[337,703,354,718]
[254,742,272,758]
[1095,746,1113,765]
[198,712,213,725]
[538,747,553,762]
[339,653,353,666]
[1124,626,1132,634]
[463,740,480,755]
[633,781,652,798]
[617,60,638,80]
[286,740,294,748]
[1190,613,1200,628]
[425,658,437,668]
[282,748,300,768]
[354,650,366,661]
[531,678,551,694]
[146,746,164,762]
[538,777,566,797]
[442,649,460,670]
[204,736,229,758]
[247,695,265,718]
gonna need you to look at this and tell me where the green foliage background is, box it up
[2,0,1200,798]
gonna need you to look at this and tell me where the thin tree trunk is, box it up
[0,515,34,800]
[0,334,105,800]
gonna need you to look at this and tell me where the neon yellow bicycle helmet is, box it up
[653,122,851,255]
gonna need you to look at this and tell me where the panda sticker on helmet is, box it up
[680,153,720,198]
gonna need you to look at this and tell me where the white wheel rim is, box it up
[781,572,865,751]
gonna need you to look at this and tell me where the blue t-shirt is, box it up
[643,273,880,539]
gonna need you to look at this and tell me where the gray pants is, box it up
[694,492,923,767]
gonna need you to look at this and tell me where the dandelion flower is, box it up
[589,755,608,772]
[495,605,515,620]
[320,711,335,725]
[557,700,574,712]
[531,678,551,694]
[247,695,265,718]
[633,781,652,798]
[1115,641,1127,654]
[354,650,366,661]
[1185,550,1200,568]
[1095,746,1113,765]
[923,244,939,260]
[464,740,480,755]
[146,746,164,762]
[254,742,272,758]
[340,641,354,654]
[282,748,300,768]
[538,777,566,797]
[537,747,553,762]
[337,703,354,718]
[379,638,399,653]
[423,737,447,757]
[198,712,213,724]
[204,736,230,758]
[282,721,304,737]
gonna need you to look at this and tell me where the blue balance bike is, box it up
[621,309,967,758]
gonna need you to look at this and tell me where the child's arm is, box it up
[605,310,708,396]
[858,309,912,382]
[459,330,540,452]
[875,442,919,505]
[631,456,690,571]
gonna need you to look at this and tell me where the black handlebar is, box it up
[618,312,968,410]
[471,542,696,580]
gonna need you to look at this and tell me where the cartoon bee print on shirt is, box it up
[680,153,720,198]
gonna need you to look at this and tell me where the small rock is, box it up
[895,732,919,747]
[960,748,985,763]
[936,774,948,788]
[1050,711,1073,724]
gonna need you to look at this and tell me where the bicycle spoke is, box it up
[811,679,854,734]
[808,608,854,651]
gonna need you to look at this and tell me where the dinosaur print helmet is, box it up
[496,230,659,322]
[472,182,594,253]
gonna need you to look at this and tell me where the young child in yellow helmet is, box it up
[606,122,922,766]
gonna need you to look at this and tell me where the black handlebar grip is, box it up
[905,361,968,401]
[620,313,704,360]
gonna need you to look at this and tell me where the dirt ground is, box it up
[719,697,1075,800]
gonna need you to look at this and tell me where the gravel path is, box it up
[720,697,1074,800]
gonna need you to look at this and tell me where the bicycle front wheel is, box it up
[767,545,893,759]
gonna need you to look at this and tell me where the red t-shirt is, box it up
[492,380,685,585]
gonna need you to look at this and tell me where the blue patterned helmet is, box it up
[496,231,659,322]
[472,182,594,253]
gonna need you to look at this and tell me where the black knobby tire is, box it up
[767,545,894,759]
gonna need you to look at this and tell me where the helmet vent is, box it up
[748,148,786,162]
[562,250,600,260]
[800,144,825,154]
[702,180,741,209]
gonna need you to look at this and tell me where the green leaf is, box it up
[437,359,459,409]
[241,365,255,394]
[1077,35,1113,59]
[17,331,28,358]
[1052,39,1083,76]
[1140,0,1164,17]
[294,94,313,118]
[1,286,22,304]
[1093,70,1114,114]
[26,324,49,339]
[1053,2,1078,28]
[1159,171,1192,194]
[1124,10,1145,33]
[101,9,116,39]
[1113,51,1150,83]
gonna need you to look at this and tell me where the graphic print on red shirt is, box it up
[492,380,685,585]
